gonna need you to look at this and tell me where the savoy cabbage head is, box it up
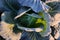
[1,0,51,40]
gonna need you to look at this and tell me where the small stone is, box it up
[54,31,60,39]
[49,35,54,40]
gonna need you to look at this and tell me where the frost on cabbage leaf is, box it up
[0,0,51,40]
